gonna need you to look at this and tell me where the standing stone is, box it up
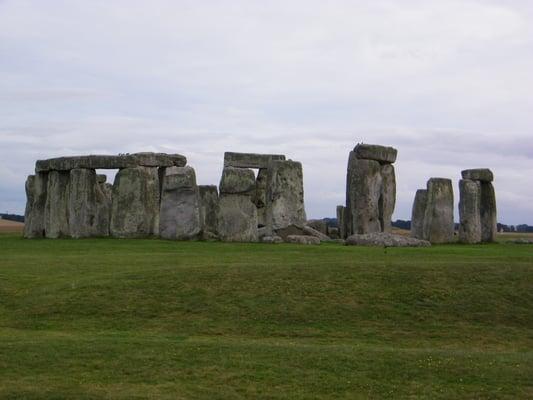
[94,181,112,237]
[422,178,454,244]
[346,153,382,235]
[23,173,48,238]
[458,179,482,244]
[199,185,219,239]
[217,166,258,242]
[480,182,497,243]
[110,166,160,238]
[379,164,396,233]
[159,166,201,240]
[336,205,346,239]
[68,168,97,238]
[410,189,427,240]
[44,171,70,238]
[253,168,268,227]
[217,194,258,242]
[266,160,307,232]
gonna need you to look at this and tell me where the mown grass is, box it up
[0,233,532,399]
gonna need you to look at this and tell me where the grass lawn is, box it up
[0,233,532,399]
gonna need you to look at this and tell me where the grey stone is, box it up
[224,152,285,169]
[410,189,427,239]
[35,152,186,172]
[379,163,396,233]
[303,225,332,242]
[461,168,494,183]
[510,238,533,244]
[286,235,321,245]
[306,219,328,235]
[219,167,256,194]
[94,182,112,237]
[422,178,454,244]
[96,174,107,184]
[110,166,160,238]
[353,144,397,164]
[266,160,307,231]
[346,232,431,247]
[217,194,258,242]
[252,168,268,227]
[332,238,346,245]
[23,173,48,238]
[159,166,201,240]
[261,235,284,244]
[336,205,346,239]
[44,171,70,238]
[346,154,382,235]
[274,224,305,240]
[199,185,219,239]
[68,168,97,238]
[458,179,482,244]
[480,182,497,243]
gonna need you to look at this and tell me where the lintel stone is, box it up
[223,152,285,169]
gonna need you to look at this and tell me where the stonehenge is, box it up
[23,147,499,246]
[339,144,397,238]
[459,169,497,243]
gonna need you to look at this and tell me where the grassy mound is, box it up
[1,233,532,399]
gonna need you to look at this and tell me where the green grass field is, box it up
[1,233,532,399]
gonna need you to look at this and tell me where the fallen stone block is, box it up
[303,225,331,242]
[286,235,321,245]
[345,232,431,247]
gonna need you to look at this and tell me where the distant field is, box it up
[0,233,532,399]
[0,219,24,232]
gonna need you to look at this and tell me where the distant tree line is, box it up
[0,213,24,223]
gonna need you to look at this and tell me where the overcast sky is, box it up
[1,0,532,224]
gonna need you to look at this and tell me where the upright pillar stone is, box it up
[422,178,454,244]
[336,205,346,239]
[345,144,397,236]
[410,189,427,239]
[266,160,307,232]
[110,166,160,238]
[217,167,258,242]
[458,179,482,244]
[94,175,112,237]
[23,173,48,238]
[159,166,201,240]
[68,168,97,238]
[199,185,219,239]
[44,171,70,238]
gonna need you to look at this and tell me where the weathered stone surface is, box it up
[44,171,70,238]
[217,194,258,242]
[336,205,346,239]
[159,166,201,240]
[36,152,186,172]
[353,144,397,164]
[379,164,396,233]
[346,232,431,247]
[68,168,97,238]
[410,189,427,239]
[199,185,219,239]
[346,155,382,235]
[224,152,285,169]
[219,167,256,194]
[303,225,331,242]
[96,174,107,184]
[252,168,268,227]
[422,178,454,244]
[94,182,112,237]
[110,166,160,238]
[510,238,533,244]
[23,173,48,238]
[461,168,494,183]
[459,179,482,244]
[261,235,284,244]
[286,235,321,245]
[266,160,307,231]
[274,224,305,240]
[480,182,497,243]
[306,219,328,235]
